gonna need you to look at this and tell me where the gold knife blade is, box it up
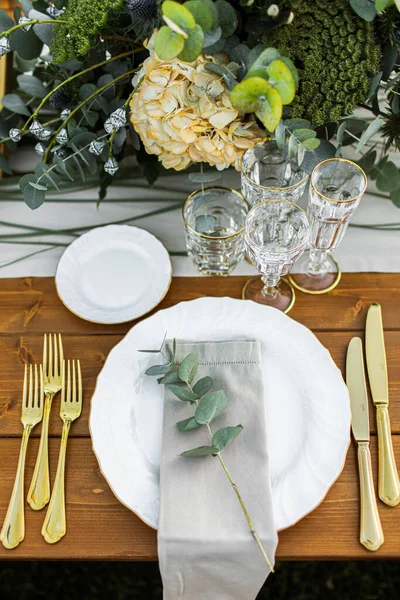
[346,337,383,552]
[365,303,400,506]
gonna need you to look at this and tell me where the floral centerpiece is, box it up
[0,0,399,209]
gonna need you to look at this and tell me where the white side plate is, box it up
[56,225,171,324]
[90,297,351,530]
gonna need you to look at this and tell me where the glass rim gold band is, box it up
[241,147,309,192]
[182,186,250,240]
[245,199,311,255]
[310,158,368,204]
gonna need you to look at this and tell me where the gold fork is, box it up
[42,359,82,544]
[27,334,64,510]
[0,365,44,549]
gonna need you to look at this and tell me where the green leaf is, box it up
[350,0,377,20]
[195,214,217,233]
[376,162,400,192]
[200,0,218,27]
[357,149,377,174]
[192,376,214,397]
[336,121,347,149]
[178,24,204,62]
[158,370,182,385]
[2,93,30,116]
[230,76,272,113]
[249,47,281,70]
[0,153,12,175]
[195,390,228,424]
[162,0,196,29]
[29,9,54,45]
[177,417,202,432]
[180,445,219,456]
[29,181,47,191]
[145,363,173,376]
[212,425,243,451]
[203,27,222,49]
[79,83,98,101]
[278,56,299,89]
[53,155,74,181]
[292,128,317,143]
[205,62,236,91]
[300,140,336,174]
[284,118,311,131]
[275,120,286,151]
[214,0,237,38]
[375,0,391,9]
[0,8,14,33]
[267,59,295,105]
[154,26,185,60]
[184,0,213,29]
[356,117,384,153]
[167,384,199,402]
[17,74,47,98]
[288,133,297,159]
[301,138,320,151]
[367,70,382,100]
[255,87,283,132]
[390,186,400,208]
[19,173,36,191]
[178,351,199,383]
[24,183,45,210]
[34,163,60,190]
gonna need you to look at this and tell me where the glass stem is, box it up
[308,249,328,276]
[261,274,280,297]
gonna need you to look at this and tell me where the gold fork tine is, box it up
[1,364,44,549]
[28,334,64,511]
[42,357,82,544]
[61,360,65,404]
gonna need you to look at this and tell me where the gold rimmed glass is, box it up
[289,158,367,294]
[241,140,309,206]
[183,186,249,276]
[243,200,310,313]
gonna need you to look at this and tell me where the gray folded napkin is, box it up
[158,340,278,600]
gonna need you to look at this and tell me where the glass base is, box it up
[242,276,295,313]
[288,252,341,294]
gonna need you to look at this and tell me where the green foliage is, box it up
[264,0,381,125]
[230,48,298,131]
[50,0,124,63]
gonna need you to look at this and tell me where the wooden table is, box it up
[0,274,399,561]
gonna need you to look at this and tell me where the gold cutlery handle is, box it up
[41,419,71,544]
[358,441,384,552]
[376,405,400,506]
[27,394,53,510]
[0,426,32,549]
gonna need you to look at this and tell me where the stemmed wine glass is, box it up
[289,158,367,294]
[241,140,309,206]
[242,200,310,313]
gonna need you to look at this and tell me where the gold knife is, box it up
[346,337,384,552]
[365,303,400,506]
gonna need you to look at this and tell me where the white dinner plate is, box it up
[55,225,171,324]
[90,297,351,531]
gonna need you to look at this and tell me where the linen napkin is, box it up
[158,340,278,600]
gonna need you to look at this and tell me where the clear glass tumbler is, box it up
[183,187,249,276]
[289,158,367,294]
[243,200,310,313]
[241,140,309,206]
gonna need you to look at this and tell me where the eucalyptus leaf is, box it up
[19,173,36,191]
[24,183,45,210]
[205,62,236,91]
[212,425,243,451]
[17,74,47,98]
[203,27,222,49]
[195,390,228,425]
[349,0,376,21]
[192,376,214,397]
[288,133,297,159]
[376,161,400,192]
[336,121,347,148]
[367,70,383,100]
[0,8,14,32]
[145,363,173,376]
[357,149,377,174]
[301,138,320,151]
[180,445,219,457]
[356,117,384,153]
[178,351,199,383]
[292,128,317,143]
[167,384,199,402]
[34,163,60,190]
[163,0,196,30]
[199,0,218,27]
[275,120,286,151]
[184,0,213,29]
[215,0,237,38]
[2,94,30,116]
[0,154,12,175]
[284,118,311,131]
[195,214,217,233]
[177,417,202,432]
[158,370,182,385]
[178,24,204,62]
[29,9,54,45]
[155,26,184,60]
[390,186,400,208]
[300,140,336,174]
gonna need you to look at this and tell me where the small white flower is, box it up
[89,139,107,156]
[104,157,119,175]
[56,128,68,145]
[287,11,294,24]
[9,128,22,142]
[35,142,46,156]
[104,108,127,134]
[0,37,11,58]
[18,17,33,32]
[267,4,279,17]
[60,108,71,121]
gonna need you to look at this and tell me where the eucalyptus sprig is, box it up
[141,338,274,572]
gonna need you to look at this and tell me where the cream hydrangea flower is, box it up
[130,35,266,171]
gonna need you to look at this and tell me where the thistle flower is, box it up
[130,35,266,171]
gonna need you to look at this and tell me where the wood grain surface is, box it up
[0,274,399,560]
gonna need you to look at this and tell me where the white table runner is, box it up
[1,150,399,278]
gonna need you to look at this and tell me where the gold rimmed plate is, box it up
[55,225,172,324]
